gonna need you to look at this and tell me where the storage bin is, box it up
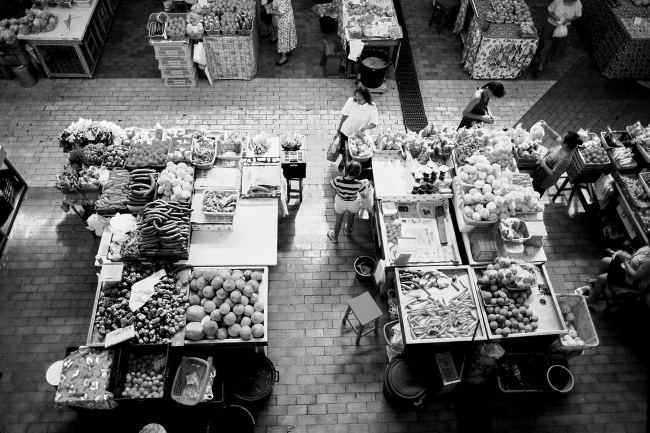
[549,294,599,357]
[160,66,196,78]
[162,72,198,87]
[154,44,192,59]
[159,57,194,68]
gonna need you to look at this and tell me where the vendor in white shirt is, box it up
[532,0,582,78]
[335,86,379,171]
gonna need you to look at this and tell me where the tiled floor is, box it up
[0,0,649,432]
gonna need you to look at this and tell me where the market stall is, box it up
[583,0,650,79]
[335,0,403,80]
[18,0,118,78]
[453,0,538,79]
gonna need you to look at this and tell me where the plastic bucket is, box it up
[354,256,376,281]
[320,16,336,33]
[383,357,426,406]
[232,354,279,405]
[358,51,390,89]
[547,365,574,393]
[11,65,37,88]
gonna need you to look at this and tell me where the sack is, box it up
[552,24,568,38]
[327,134,340,162]
[529,121,545,141]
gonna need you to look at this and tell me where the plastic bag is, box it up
[552,24,567,38]
[529,121,545,141]
[359,180,374,216]
[86,214,108,237]
[193,42,206,66]
[110,213,137,242]
[327,134,340,162]
[97,166,111,186]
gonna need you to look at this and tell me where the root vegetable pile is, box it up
[139,200,191,256]
[96,169,130,211]
[399,269,480,340]
[202,190,237,213]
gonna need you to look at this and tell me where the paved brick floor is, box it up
[0,0,649,432]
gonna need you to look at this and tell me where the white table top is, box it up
[18,2,97,42]
[188,198,279,266]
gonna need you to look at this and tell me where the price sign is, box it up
[104,325,136,348]
[634,17,642,26]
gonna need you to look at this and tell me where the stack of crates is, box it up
[149,13,197,87]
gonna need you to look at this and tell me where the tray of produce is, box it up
[550,294,599,355]
[608,146,638,173]
[241,163,282,198]
[618,173,650,229]
[167,130,193,164]
[280,132,305,151]
[245,133,280,160]
[395,266,488,344]
[600,130,633,150]
[103,143,129,169]
[176,267,268,345]
[148,12,188,41]
[155,162,194,205]
[138,200,192,259]
[126,169,158,214]
[191,131,218,169]
[96,168,130,215]
[113,345,169,401]
[87,262,189,346]
[126,139,170,170]
[473,258,567,339]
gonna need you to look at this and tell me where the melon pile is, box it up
[182,268,265,341]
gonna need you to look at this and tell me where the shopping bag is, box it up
[552,24,568,38]
[327,134,340,162]
[193,42,207,66]
[529,121,545,141]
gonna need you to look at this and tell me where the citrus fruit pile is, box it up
[579,146,608,164]
[126,140,169,167]
[486,0,533,24]
[167,16,186,36]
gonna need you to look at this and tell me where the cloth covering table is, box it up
[203,30,258,80]
[454,0,538,79]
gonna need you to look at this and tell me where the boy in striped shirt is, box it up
[328,161,368,244]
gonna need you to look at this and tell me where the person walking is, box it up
[335,86,379,171]
[458,82,505,130]
[532,0,582,78]
[327,161,369,244]
[269,0,297,66]
[531,120,582,196]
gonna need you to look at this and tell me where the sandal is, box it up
[327,230,338,244]
[275,58,288,66]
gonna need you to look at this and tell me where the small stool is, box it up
[551,176,590,209]
[342,292,383,344]
[321,38,345,77]
[428,0,461,33]
[286,178,303,203]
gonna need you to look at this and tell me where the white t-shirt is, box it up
[340,97,379,137]
[547,0,582,26]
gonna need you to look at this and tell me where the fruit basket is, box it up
[148,13,189,41]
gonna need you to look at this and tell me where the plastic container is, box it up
[550,294,599,356]
[546,365,574,393]
[359,50,390,89]
[496,353,548,393]
[171,357,212,406]
[383,357,426,406]
[231,354,279,405]
[354,256,376,281]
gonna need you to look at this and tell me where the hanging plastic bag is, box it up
[359,180,375,216]
[327,134,341,162]
[193,42,207,66]
[529,121,545,141]
[552,24,568,38]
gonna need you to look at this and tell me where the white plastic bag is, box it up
[86,214,108,236]
[553,24,568,38]
[529,121,545,141]
[110,213,137,242]
[97,166,111,186]
[193,42,207,66]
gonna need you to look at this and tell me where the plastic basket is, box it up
[499,220,531,244]
[171,357,212,406]
[497,353,548,393]
[550,294,599,352]
[501,241,524,259]
[470,227,497,262]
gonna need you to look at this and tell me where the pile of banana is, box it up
[139,200,191,257]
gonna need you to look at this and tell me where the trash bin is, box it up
[383,356,426,406]
[319,16,337,33]
[547,365,574,393]
[11,65,37,88]
[358,50,390,89]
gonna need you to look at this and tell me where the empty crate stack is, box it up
[152,41,197,87]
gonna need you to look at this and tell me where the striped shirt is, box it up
[330,176,367,201]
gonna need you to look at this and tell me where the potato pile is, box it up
[182,268,265,341]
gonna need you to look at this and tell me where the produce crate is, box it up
[159,57,194,68]
[148,13,189,42]
[162,71,198,87]
[113,344,170,402]
[566,148,610,183]
[160,66,197,78]
[204,32,258,80]
[600,130,632,151]
[164,346,225,403]
[196,188,239,225]
[168,135,194,163]
[549,294,599,357]
[470,227,498,263]
[154,43,192,59]
[497,353,548,393]
[638,170,650,198]
[608,148,638,173]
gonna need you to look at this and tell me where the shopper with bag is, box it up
[531,0,582,78]
[334,86,379,171]
[327,161,369,244]
[531,120,582,196]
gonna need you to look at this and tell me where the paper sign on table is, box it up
[99,263,124,283]
[104,325,136,347]
[634,17,642,26]
[129,269,166,312]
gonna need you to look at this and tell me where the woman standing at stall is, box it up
[328,161,369,244]
[335,86,379,172]
[531,120,582,196]
[269,0,297,66]
[458,82,506,130]
[531,0,582,78]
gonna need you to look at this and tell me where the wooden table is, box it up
[18,0,118,78]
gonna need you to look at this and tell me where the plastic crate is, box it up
[159,57,194,68]
[160,66,196,78]
[470,227,497,262]
[154,44,192,59]
[113,344,169,402]
[148,13,188,42]
[497,353,548,393]
[162,72,198,87]
[550,294,599,354]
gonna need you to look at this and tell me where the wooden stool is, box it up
[286,178,303,203]
[428,0,461,33]
[551,176,590,209]
[342,292,382,344]
[321,39,344,77]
